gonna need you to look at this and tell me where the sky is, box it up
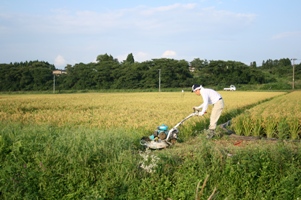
[1,0,300,69]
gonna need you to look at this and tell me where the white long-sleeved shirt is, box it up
[195,87,222,115]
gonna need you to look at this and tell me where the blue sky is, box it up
[1,0,300,69]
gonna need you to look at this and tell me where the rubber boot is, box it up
[206,129,215,139]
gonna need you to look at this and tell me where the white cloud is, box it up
[116,53,128,62]
[140,3,196,15]
[32,3,255,36]
[135,52,151,62]
[0,2,261,65]
[162,50,177,58]
[271,31,301,40]
[54,55,67,69]
[117,52,151,62]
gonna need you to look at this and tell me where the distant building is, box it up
[52,70,67,75]
[189,67,195,72]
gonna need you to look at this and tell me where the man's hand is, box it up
[193,107,199,112]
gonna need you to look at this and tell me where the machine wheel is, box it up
[171,138,177,144]
[158,132,167,140]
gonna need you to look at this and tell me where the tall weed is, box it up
[1,122,301,199]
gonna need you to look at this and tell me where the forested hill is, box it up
[0,54,300,91]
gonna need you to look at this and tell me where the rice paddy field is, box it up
[0,91,301,199]
[0,91,288,130]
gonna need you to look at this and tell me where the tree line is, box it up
[0,54,299,91]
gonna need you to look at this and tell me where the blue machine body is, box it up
[149,124,169,140]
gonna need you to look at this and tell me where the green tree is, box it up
[93,59,120,89]
[250,61,257,68]
[190,58,208,70]
[0,61,54,91]
[125,53,135,64]
[96,54,118,63]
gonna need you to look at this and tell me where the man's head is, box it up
[192,84,202,95]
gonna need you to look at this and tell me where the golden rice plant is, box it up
[287,116,300,140]
[242,112,253,136]
[231,91,301,139]
[232,115,244,135]
[276,117,290,139]
[252,117,263,137]
[264,116,278,138]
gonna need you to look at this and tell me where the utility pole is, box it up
[291,58,297,90]
[53,74,56,93]
[52,69,66,93]
[158,69,161,92]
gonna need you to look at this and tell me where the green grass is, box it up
[1,122,301,199]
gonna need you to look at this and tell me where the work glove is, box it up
[198,112,204,116]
